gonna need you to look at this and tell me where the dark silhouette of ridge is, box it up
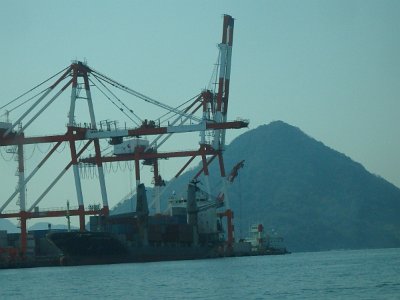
[220,121,400,251]
[113,121,400,252]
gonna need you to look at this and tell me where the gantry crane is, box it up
[0,15,246,256]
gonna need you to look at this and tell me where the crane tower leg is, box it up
[153,159,161,214]
[201,153,212,198]
[84,74,109,215]
[134,153,141,212]
[18,143,27,256]
[69,137,85,231]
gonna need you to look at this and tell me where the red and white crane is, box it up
[0,15,246,256]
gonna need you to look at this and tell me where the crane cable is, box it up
[208,52,221,94]
[91,74,143,124]
[0,66,70,111]
[1,87,48,117]
[90,68,202,123]
[91,74,203,128]
[157,93,201,125]
[89,77,141,126]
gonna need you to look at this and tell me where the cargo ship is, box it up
[49,182,290,266]
[47,182,239,266]
[0,181,289,268]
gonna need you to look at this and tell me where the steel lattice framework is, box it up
[0,15,245,255]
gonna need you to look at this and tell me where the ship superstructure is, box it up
[241,224,289,255]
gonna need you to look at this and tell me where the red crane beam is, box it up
[0,208,105,219]
[0,121,248,146]
[80,148,219,164]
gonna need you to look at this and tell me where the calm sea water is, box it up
[1,248,399,299]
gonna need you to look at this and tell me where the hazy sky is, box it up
[0,1,399,225]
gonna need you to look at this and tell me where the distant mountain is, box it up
[220,121,400,251]
[0,220,78,233]
[28,222,77,231]
[112,121,400,252]
[0,219,19,233]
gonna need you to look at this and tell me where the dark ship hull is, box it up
[47,231,221,266]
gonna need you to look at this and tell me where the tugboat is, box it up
[239,224,289,255]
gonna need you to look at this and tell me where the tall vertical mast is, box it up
[214,15,234,150]
[68,64,78,126]
[69,63,85,230]
[215,15,235,248]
